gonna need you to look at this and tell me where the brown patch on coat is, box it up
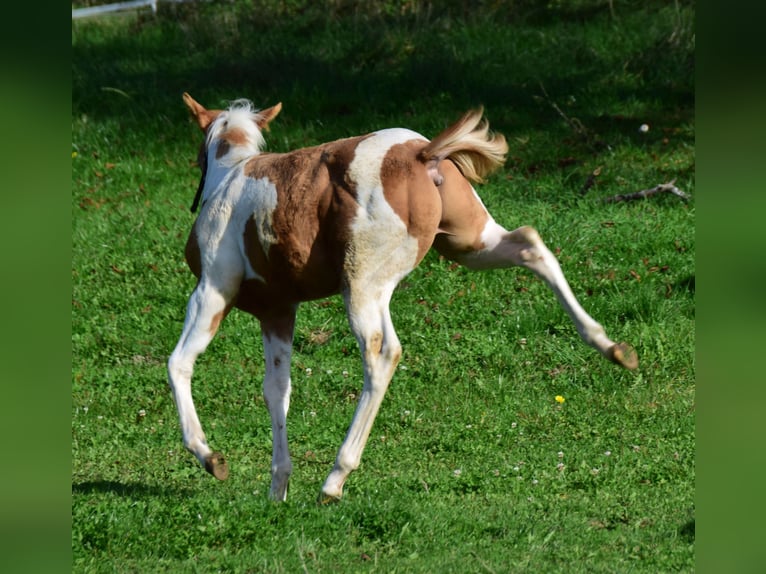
[232,137,370,319]
[431,159,490,261]
[216,128,251,159]
[260,310,297,345]
[216,139,230,159]
[368,332,384,357]
[379,141,442,262]
[185,225,202,279]
[209,310,225,334]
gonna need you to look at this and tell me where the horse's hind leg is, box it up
[167,278,237,480]
[436,220,637,369]
[319,282,403,503]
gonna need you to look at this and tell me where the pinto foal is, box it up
[169,93,638,503]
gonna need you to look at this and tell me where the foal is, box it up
[169,93,637,503]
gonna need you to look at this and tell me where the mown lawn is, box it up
[72,1,694,571]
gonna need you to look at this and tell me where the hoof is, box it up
[608,342,638,370]
[268,482,289,503]
[204,452,229,481]
[317,492,342,506]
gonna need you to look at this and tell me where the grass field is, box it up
[72,1,695,571]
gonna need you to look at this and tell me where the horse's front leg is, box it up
[260,308,298,502]
[168,277,237,480]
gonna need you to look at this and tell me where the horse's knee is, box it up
[167,353,193,384]
[369,331,383,356]
[364,332,401,369]
[263,377,290,405]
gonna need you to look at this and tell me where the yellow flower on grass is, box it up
[555,395,565,404]
[72,151,78,159]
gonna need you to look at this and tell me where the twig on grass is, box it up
[603,179,690,203]
[580,166,602,195]
[538,81,589,139]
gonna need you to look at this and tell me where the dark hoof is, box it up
[317,492,342,506]
[204,452,229,480]
[608,343,638,370]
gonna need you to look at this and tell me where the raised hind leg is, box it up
[319,282,403,503]
[432,162,636,369]
[167,277,238,480]
[260,308,297,501]
[437,221,637,369]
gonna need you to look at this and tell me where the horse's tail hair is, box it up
[418,108,508,183]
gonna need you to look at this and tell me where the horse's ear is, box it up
[183,92,219,131]
[256,102,282,131]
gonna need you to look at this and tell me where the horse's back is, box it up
[189,129,446,316]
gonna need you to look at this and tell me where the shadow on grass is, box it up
[72,479,194,498]
[679,517,695,542]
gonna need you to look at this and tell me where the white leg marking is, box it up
[320,282,402,502]
[262,329,295,501]
[168,280,231,468]
[317,130,425,501]
[457,221,636,367]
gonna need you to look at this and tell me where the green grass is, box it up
[72,1,694,571]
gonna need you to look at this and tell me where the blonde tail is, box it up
[419,108,508,183]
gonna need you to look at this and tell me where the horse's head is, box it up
[182,92,282,211]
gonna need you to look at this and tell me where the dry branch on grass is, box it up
[538,81,589,141]
[580,166,602,195]
[603,179,690,203]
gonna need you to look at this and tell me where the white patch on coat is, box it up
[242,175,279,278]
[478,218,505,251]
[345,128,427,289]
[195,170,279,284]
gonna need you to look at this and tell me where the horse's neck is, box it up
[201,153,247,206]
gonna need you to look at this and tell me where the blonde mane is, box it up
[205,99,267,164]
